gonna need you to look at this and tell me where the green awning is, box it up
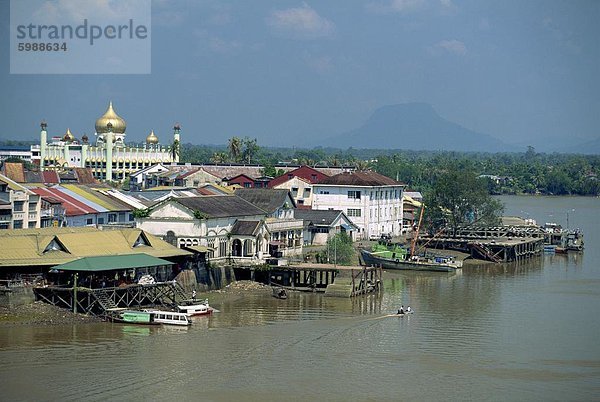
[51,253,174,272]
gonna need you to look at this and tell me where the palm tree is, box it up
[210,152,228,163]
[228,137,242,162]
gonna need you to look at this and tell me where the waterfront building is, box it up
[294,209,359,245]
[0,173,41,229]
[32,102,180,182]
[135,195,271,265]
[312,171,405,240]
[234,188,304,257]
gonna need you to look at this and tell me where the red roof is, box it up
[317,171,404,186]
[41,171,60,184]
[32,187,98,216]
[268,165,329,188]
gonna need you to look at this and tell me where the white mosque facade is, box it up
[32,102,180,182]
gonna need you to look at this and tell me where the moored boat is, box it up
[272,287,288,299]
[110,310,160,325]
[143,309,192,326]
[360,243,458,272]
[177,299,214,316]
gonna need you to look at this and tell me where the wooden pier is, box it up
[34,281,187,316]
[418,231,543,263]
[262,263,382,297]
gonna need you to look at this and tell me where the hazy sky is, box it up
[1,0,598,150]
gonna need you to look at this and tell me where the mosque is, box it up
[35,102,180,182]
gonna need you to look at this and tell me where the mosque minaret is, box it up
[36,102,180,182]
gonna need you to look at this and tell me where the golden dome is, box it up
[146,130,159,144]
[62,128,75,142]
[95,101,126,134]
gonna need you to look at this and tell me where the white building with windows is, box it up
[0,173,41,230]
[312,171,405,240]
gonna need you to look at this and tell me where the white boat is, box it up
[144,310,192,326]
[177,299,214,316]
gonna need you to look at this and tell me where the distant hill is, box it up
[321,103,513,152]
[561,137,600,155]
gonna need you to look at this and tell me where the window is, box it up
[98,217,105,224]
[311,174,317,181]
[347,208,361,217]
[13,201,24,212]
[28,221,36,228]
[86,218,93,225]
[108,214,117,223]
[29,202,37,212]
[244,182,252,188]
[304,188,311,196]
[319,190,330,194]
[297,200,304,205]
[347,190,361,199]
[13,220,23,229]
[291,187,298,193]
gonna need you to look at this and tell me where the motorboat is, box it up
[177,299,214,316]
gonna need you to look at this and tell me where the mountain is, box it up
[561,137,600,155]
[321,103,513,152]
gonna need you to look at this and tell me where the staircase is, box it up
[92,290,118,312]
[471,242,502,263]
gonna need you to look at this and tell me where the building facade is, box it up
[0,173,41,230]
[33,102,180,182]
[312,171,405,240]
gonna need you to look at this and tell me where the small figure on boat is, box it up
[398,305,405,315]
[406,306,412,314]
[191,289,197,301]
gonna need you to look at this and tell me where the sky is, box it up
[0,0,598,151]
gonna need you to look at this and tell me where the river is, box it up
[1,196,599,401]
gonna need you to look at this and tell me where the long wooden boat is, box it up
[360,244,458,272]
[109,310,160,325]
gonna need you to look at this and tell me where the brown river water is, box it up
[1,196,599,401]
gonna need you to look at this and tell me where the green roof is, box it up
[52,253,174,272]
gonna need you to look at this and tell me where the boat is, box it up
[109,310,160,325]
[143,309,192,326]
[272,287,288,299]
[360,242,458,272]
[177,299,214,316]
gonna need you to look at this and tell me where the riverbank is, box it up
[0,301,103,327]
[0,281,270,327]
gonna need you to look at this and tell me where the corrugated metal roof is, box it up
[31,187,97,216]
[3,162,26,183]
[61,184,131,211]
[318,171,404,187]
[53,253,173,272]
[0,227,190,267]
[54,185,108,212]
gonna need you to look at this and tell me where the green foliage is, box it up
[424,169,504,234]
[132,208,150,218]
[179,142,600,196]
[193,210,209,220]
[325,232,356,266]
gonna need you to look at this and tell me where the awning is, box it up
[341,224,353,230]
[185,245,214,253]
[51,253,174,272]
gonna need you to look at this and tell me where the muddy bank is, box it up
[0,301,103,327]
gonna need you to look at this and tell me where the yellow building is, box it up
[34,102,181,182]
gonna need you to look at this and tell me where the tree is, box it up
[228,137,242,162]
[325,232,355,266]
[424,169,504,234]
[242,137,259,164]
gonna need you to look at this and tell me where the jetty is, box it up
[262,263,382,297]
[34,281,187,316]
[418,226,544,263]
